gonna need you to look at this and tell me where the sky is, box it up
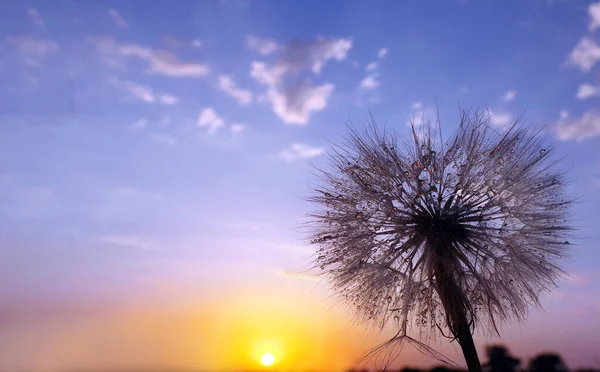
[1,0,600,371]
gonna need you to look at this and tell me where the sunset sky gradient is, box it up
[1,0,600,371]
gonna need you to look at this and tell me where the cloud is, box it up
[503,90,517,102]
[112,79,178,105]
[274,268,318,280]
[119,44,210,77]
[271,81,334,125]
[249,36,351,124]
[191,39,202,49]
[197,108,225,133]
[487,109,513,127]
[218,75,253,105]
[360,75,380,89]
[559,110,570,119]
[101,235,154,250]
[576,83,599,100]
[8,35,58,55]
[27,8,44,26]
[120,81,155,102]
[554,111,600,141]
[366,62,377,72]
[589,1,600,31]
[159,94,178,105]
[407,102,436,126]
[245,35,279,56]
[231,124,245,134]
[564,37,600,72]
[108,8,129,28]
[279,143,325,162]
[130,119,147,130]
[152,134,177,146]
[378,47,389,58]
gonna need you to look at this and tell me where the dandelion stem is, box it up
[433,243,482,372]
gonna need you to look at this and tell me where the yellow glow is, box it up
[260,352,275,366]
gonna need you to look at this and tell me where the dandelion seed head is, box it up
[307,109,575,367]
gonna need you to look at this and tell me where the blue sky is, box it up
[1,0,600,370]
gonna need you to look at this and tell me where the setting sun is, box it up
[260,353,275,367]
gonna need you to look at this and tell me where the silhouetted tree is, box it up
[528,353,568,372]
[307,109,576,371]
[482,345,520,372]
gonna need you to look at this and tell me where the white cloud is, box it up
[197,107,225,133]
[589,1,600,31]
[274,268,318,280]
[564,37,600,72]
[245,35,279,56]
[152,133,177,146]
[218,75,253,105]
[27,8,44,26]
[231,124,245,134]
[576,83,599,100]
[366,62,377,71]
[407,102,436,127]
[351,61,360,69]
[271,82,334,125]
[191,39,202,49]
[121,80,156,103]
[378,47,389,58]
[554,111,600,141]
[130,118,147,130]
[112,79,178,105]
[8,35,58,55]
[101,235,153,250]
[360,75,380,89]
[249,36,351,124]
[503,90,517,102]
[108,8,129,28]
[559,110,570,119]
[487,109,513,127]
[279,143,325,162]
[159,94,178,105]
[119,44,210,77]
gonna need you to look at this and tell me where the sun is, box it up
[260,352,275,367]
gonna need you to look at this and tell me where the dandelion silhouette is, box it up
[307,109,575,371]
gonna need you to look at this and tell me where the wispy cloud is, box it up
[27,8,45,26]
[279,143,325,162]
[576,83,599,100]
[503,90,517,102]
[245,35,279,56]
[360,75,380,89]
[218,75,253,105]
[231,124,245,134]
[366,62,377,72]
[378,47,389,58]
[564,37,600,72]
[487,109,513,127]
[119,43,210,77]
[130,118,147,131]
[108,8,129,28]
[588,1,600,31]
[249,36,352,124]
[197,108,225,133]
[100,235,154,250]
[274,268,318,280]
[152,133,177,146]
[9,35,58,55]
[111,79,178,105]
[554,111,600,141]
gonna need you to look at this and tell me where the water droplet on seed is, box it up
[540,149,546,154]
